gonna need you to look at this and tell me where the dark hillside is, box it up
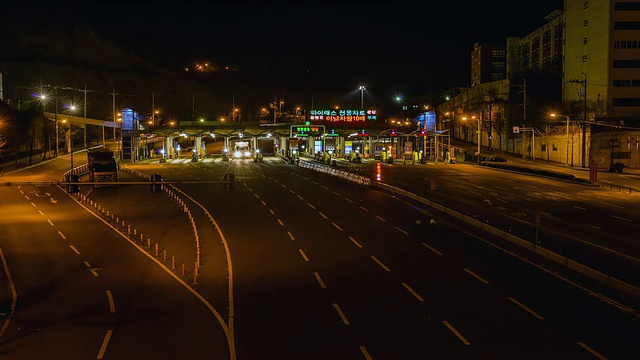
[1,27,231,122]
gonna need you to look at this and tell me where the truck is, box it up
[232,141,252,159]
[87,148,119,188]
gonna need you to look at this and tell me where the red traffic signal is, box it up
[419,129,427,136]
[390,129,397,137]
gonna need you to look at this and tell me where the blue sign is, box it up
[122,108,135,131]
[418,111,436,132]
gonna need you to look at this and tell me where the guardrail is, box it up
[297,159,372,187]
[372,181,640,302]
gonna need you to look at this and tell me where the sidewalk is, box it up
[453,141,640,193]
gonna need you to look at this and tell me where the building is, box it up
[471,42,507,87]
[437,1,640,169]
[519,10,564,75]
[564,0,640,120]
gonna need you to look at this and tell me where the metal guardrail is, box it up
[297,159,372,187]
[372,181,640,303]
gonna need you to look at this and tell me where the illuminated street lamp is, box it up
[550,113,570,166]
[38,92,60,158]
[462,115,481,163]
[359,85,366,109]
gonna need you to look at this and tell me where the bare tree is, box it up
[538,122,552,161]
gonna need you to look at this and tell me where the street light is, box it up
[462,115,481,163]
[359,85,366,109]
[38,91,60,158]
[550,113,570,166]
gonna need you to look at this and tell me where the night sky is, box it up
[5,0,564,110]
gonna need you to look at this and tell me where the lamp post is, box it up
[462,115,481,163]
[359,85,366,109]
[39,91,60,158]
[66,104,79,172]
[550,113,570,166]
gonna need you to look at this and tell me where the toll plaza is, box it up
[76,106,452,165]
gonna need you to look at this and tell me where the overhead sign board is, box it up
[309,109,377,122]
[290,124,325,138]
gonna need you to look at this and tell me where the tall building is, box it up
[519,10,564,75]
[470,42,507,87]
[564,0,640,121]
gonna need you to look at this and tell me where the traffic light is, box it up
[390,129,397,137]
[419,129,426,136]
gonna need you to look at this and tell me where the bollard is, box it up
[122,220,125,227]
[155,243,159,258]
[171,256,176,270]
[127,225,131,235]
[163,249,167,261]
[193,262,198,285]
[133,229,137,237]
[106,210,109,218]
[140,234,143,243]
[147,239,151,250]
[181,263,185,276]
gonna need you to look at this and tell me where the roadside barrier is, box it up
[372,181,640,302]
[68,183,202,285]
[297,159,372,187]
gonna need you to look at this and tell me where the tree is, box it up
[538,122,552,161]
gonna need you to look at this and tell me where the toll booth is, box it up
[121,108,141,162]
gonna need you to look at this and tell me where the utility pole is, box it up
[83,84,87,150]
[569,74,587,167]
[152,90,155,126]
[54,87,59,158]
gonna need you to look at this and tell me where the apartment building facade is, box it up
[438,1,640,169]
[564,0,640,120]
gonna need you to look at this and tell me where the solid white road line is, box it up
[96,329,113,359]
[106,290,115,313]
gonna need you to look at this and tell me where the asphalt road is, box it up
[0,156,229,359]
[1,154,639,359]
[372,159,640,288]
